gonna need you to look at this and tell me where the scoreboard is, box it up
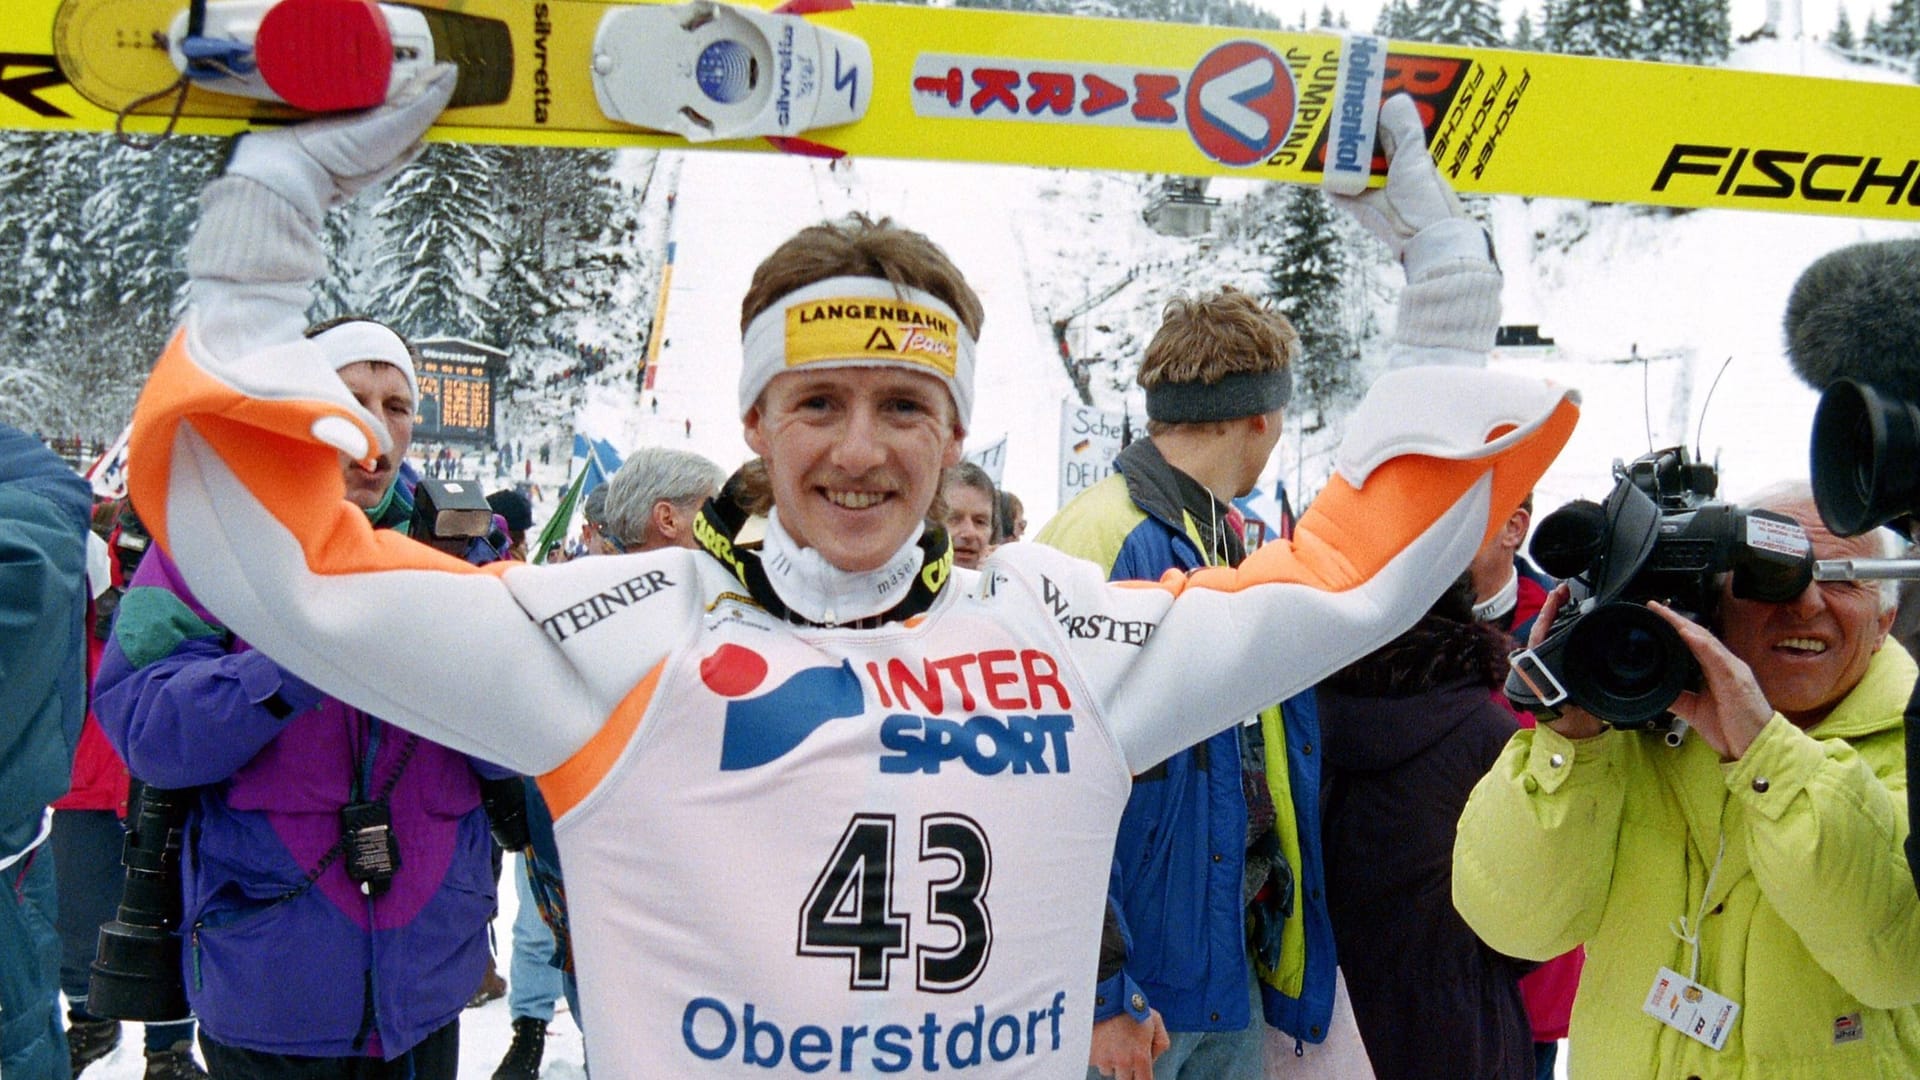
[413,337,508,446]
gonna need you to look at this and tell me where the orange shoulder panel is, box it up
[538,659,667,820]
[1162,398,1577,598]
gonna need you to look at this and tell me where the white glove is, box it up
[179,324,396,463]
[224,64,458,222]
[182,65,457,463]
[1329,93,1484,273]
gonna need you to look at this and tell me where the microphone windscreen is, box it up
[1785,239,1920,403]
[1529,499,1609,581]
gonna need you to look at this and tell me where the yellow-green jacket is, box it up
[1454,644,1920,1078]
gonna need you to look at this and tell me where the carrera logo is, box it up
[1185,41,1294,166]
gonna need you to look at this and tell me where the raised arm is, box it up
[125,71,637,773]
[1060,90,1574,769]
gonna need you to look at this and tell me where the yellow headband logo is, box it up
[786,298,959,378]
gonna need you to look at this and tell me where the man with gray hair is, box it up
[1455,479,1920,1077]
[600,447,727,553]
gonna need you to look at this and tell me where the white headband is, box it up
[311,320,419,405]
[739,276,976,426]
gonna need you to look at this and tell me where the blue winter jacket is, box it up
[0,424,91,858]
[1036,439,1336,1042]
[93,465,513,1060]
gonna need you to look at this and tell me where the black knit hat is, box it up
[486,488,534,532]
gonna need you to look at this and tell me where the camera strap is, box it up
[269,719,420,906]
[1669,833,1727,985]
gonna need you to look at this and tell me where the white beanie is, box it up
[738,276,976,427]
[309,319,420,404]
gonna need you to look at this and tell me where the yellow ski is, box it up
[7,0,1920,221]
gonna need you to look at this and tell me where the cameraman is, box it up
[1453,481,1920,1076]
[93,321,513,1079]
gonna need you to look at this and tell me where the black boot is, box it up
[67,1016,120,1078]
[142,1042,209,1080]
[492,1016,547,1079]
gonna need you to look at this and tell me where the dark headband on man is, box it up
[1144,367,1293,423]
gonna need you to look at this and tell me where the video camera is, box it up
[1782,238,1920,896]
[1506,448,1814,730]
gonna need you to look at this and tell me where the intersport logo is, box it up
[704,644,1077,776]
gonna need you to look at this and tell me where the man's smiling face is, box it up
[1717,499,1896,728]
[744,366,964,573]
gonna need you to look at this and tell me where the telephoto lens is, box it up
[88,782,193,1021]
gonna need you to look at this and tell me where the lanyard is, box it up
[354,717,383,803]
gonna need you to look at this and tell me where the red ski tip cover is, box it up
[772,0,853,14]
[256,0,393,112]
[766,135,846,159]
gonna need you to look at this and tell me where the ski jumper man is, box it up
[124,69,1578,1076]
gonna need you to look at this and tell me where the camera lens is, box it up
[1851,455,1874,510]
[1563,602,1696,728]
[1601,624,1664,695]
[89,784,194,1023]
[1812,379,1920,536]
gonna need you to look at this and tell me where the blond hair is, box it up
[1138,288,1297,389]
[1138,288,1298,435]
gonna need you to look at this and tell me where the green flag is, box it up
[531,466,591,564]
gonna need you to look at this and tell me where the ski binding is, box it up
[590,0,871,141]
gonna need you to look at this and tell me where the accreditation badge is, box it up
[1643,966,1739,1051]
